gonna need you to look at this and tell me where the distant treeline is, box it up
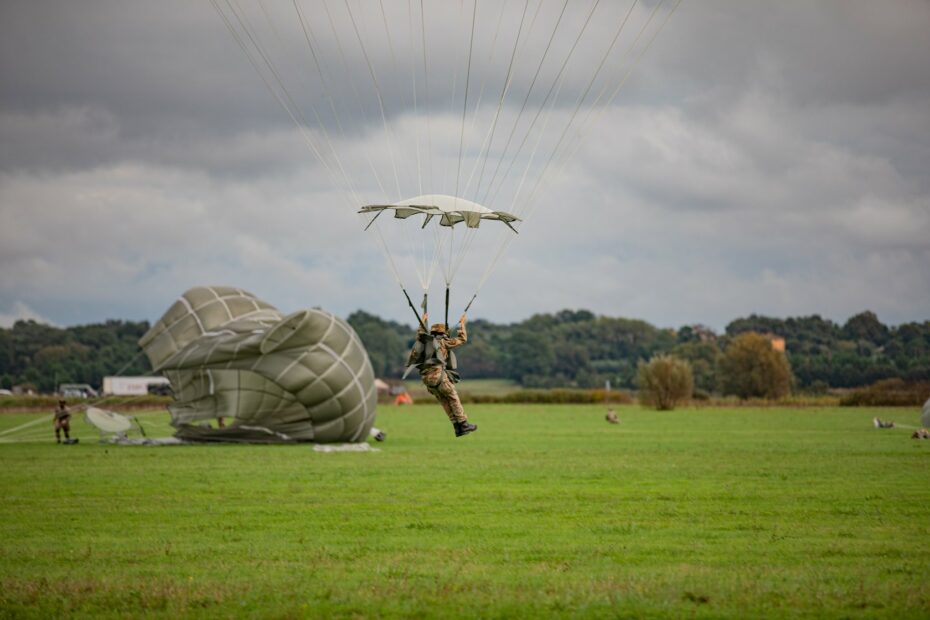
[349,309,930,394]
[0,320,153,393]
[1,310,928,394]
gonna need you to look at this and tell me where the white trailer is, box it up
[102,376,170,396]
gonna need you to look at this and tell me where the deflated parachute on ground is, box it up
[139,287,377,443]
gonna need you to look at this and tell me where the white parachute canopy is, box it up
[360,194,519,232]
[85,407,134,435]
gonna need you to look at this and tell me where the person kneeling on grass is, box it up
[407,313,477,438]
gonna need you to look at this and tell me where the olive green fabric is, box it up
[139,287,377,443]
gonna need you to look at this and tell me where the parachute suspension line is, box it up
[444,285,451,331]
[315,1,422,298]
[419,0,434,193]
[233,0,363,208]
[451,232,477,283]
[256,0,291,58]
[466,0,509,138]
[474,1,662,300]
[317,0,391,199]
[464,0,682,317]
[446,224,456,285]
[478,0,570,205]
[407,0,423,197]
[0,415,52,438]
[113,349,148,378]
[370,220,408,294]
[448,8,542,282]
[273,0,366,209]
[453,0,479,219]
[379,0,418,195]
[291,0,388,206]
[508,0,639,216]
[402,287,430,332]
[342,0,404,200]
[438,0,466,193]
[463,0,532,202]
[378,0,398,71]
[226,0,331,164]
[478,223,518,291]
[210,0,350,208]
[521,0,682,223]
[425,228,445,291]
[484,0,603,209]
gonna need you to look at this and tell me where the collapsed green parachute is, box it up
[139,287,377,443]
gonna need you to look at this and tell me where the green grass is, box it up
[404,377,521,398]
[1,405,928,618]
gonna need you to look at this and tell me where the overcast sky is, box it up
[1,0,928,332]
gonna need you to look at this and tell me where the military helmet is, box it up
[429,322,447,335]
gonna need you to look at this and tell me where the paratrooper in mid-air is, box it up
[408,313,477,437]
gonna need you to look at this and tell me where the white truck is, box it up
[102,376,171,396]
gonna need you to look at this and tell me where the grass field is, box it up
[1,404,928,618]
[404,378,521,398]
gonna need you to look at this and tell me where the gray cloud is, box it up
[1,0,928,331]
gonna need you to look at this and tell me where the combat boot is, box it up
[454,420,477,437]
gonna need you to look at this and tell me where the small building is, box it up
[767,335,786,352]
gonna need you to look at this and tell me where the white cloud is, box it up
[0,301,55,328]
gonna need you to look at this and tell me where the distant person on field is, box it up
[53,399,72,444]
[407,313,477,437]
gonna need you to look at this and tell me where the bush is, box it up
[839,379,930,407]
[637,355,694,410]
[718,332,793,399]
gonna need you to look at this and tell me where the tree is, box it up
[503,328,555,384]
[346,310,411,378]
[718,332,792,399]
[637,355,693,410]
[671,340,720,394]
[842,310,889,345]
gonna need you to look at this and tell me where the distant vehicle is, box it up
[147,382,173,397]
[0,389,12,396]
[102,376,171,396]
[58,383,98,398]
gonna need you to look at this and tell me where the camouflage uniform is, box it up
[409,322,468,423]
[53,402,71,443]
